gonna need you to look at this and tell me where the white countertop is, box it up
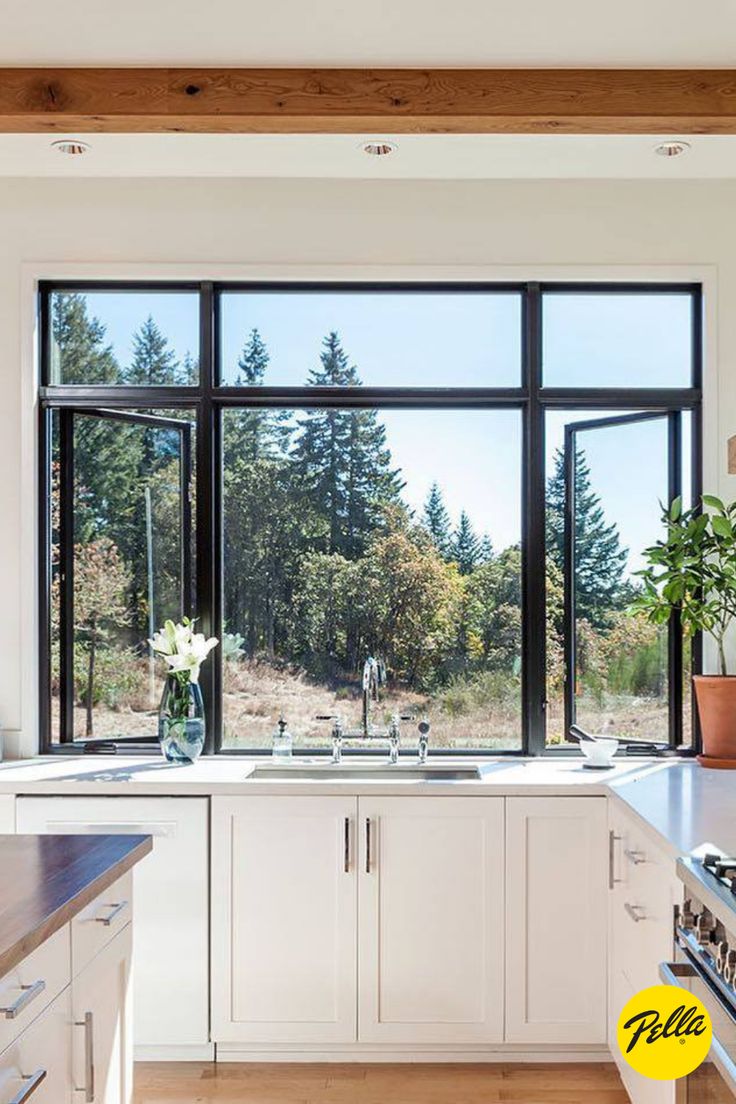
[2,755,735,860]
[0,754,651,797]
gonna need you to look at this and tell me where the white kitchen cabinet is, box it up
[72,924,133,1104]
[211,795,358,1045]
[505,796,608,1045]
[608,800,678,1104]
[358,796,504,1044]
[16,796,209,1058]
[0,987,73,1104]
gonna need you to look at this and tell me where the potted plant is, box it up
[149,618,219,763]
[632,494,736,767]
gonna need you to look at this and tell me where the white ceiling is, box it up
[4,133,736,179]
[3,0,736,67]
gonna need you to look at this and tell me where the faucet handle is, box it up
[417,720,430,764]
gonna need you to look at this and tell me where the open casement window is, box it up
[56,408,193,746]
[562,410,683,747]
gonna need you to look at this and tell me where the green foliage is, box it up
[422,482,452,557]
[124,315,183,386]
[632,495,736,675]
[293,333,404,557]
[51,294,120,385]
[451,510,482,575]
[546,445,628,628]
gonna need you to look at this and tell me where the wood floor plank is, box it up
[134,1062,628,1104]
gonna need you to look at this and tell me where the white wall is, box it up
[0,176,731,757]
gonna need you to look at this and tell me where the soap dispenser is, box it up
[272,715,293,763]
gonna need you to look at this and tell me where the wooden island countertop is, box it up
[0,833,152,977]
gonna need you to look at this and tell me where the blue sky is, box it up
[76,289,693,572]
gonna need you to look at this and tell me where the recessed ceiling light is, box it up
[654,140,691,158]
[51,139,91,156]
[361,140,397,157]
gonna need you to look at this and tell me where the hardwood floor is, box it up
[134,1061,630,1103]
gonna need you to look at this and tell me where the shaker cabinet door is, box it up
[358,796,505,1044]
[505,796,608,1044]
[211,796,358,1045]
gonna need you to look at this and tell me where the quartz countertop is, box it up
[0,754,654,797]
[609,760,736,857]
[0,833,152,978]
[2,754,735,861]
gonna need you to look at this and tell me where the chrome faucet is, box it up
[316,656,412,764]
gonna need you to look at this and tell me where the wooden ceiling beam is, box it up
[1,68,736,134]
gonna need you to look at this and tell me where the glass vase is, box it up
[158,676,206,763]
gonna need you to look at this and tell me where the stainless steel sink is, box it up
[249,763,482,782]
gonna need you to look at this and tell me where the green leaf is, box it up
[669,496,682,521]
[703,494,726,513]
[712,515,733,539]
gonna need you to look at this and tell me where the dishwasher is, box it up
[16,795,210,1059]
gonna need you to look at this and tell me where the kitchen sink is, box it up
[248,763,482,782]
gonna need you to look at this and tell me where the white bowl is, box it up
[580,737,619,768]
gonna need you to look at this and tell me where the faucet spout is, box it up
[361,656,382,737]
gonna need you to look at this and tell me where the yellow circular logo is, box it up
[617,984,712,1080]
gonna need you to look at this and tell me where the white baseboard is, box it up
[214,1044,613,1064]
[135,1044,215,1062]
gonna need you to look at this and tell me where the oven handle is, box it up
[660,960,736,1094]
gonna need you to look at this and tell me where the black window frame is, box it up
[38,279,703,757]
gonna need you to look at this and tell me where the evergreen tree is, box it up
[294,332,403,557]
[546,445,628,628]
[51,293,120,385]
[422,482,452,557]
[225,329,291,464]
[452,511,481,575]
[124,316,181,385]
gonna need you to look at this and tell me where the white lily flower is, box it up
[149,619,219,685]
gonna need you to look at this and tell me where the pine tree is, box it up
[294,332,403,557]
[51,293,120,385]
[124,316,181,385]
[452,511,482,575]
[422,482,452,557]
[226,329,291,463]
[546,445,628,628]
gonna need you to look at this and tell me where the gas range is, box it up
[669,847,736,1099]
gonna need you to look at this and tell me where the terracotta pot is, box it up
[694,675,736,768]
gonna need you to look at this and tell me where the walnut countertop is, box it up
[0,833,152,978]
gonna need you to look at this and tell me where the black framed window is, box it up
[38,281,702,755]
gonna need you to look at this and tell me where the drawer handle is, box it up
[9,1069,47,1104]
[343,817,350,874]
[1,979,46,1020]
[625,902,646,923]
[75,1011,95,1103]
[365,818,372,874]
[624,848,646,865]
[94,900,128,927]
[608,830,622,889]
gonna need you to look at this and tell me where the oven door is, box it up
[660,960,736,1102]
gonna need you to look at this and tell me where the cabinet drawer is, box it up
[0,925,70,1056]
[72,872,132,976]
[0,986,72,1103]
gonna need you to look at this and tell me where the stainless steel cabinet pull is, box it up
[365,818,372,873]
[75,1011,95,1103]
[9,1069,47,1104]
[608,830,622,890]
[343,817,350,873]
[1,979,46,1020]
[94,900,128,927]
[624,902,646,923]
[624,848,646,865]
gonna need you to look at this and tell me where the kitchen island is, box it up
[0,832,152,1104]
